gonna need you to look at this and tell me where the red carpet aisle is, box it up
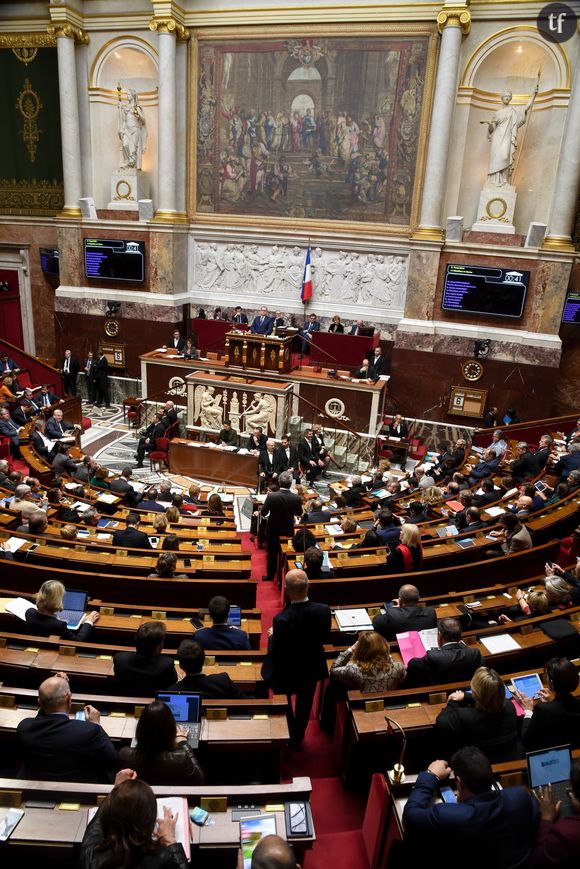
[241,532,370,868]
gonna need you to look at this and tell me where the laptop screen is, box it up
[62,590,88,612]
[156,692,202,724]
[528,745,571,789]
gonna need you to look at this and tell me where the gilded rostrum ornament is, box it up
[16,78,43,162]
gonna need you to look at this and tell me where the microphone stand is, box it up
[385,713,407,784]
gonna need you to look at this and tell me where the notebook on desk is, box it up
[156,691,202,748]
[527,745,574,817]
[58,590,88,630]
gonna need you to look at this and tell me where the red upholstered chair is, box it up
[0,436,13,467]
[376,436,394,460]
[149,437,169,471]
[362,774,391,869]
[409,437,427,462]
[81,417,92,431]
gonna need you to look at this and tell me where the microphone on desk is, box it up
[385,713,407,784]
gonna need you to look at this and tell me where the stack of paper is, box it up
[335,608,373,630]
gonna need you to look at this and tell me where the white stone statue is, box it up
[117,86,147,171]
[483,82,538,187]
[243,392,276,433]
[194,385,223,429]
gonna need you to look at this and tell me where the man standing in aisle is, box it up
[60,349,79,396]
[258,470,302,582]
[262,569,331,748]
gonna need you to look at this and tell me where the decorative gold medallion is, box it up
[104,318,120,337]
[485,197,508,220]
[461,359,484,381]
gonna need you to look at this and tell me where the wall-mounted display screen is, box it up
[441,264,530,319]
[84,238,145,282]
[562,291,580,324]
[40,248,60,275]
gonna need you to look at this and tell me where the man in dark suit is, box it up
[468,448,501,485]
[93,351,110,407]
[300,312,321,354]
[193,596,251,651]
[273,435,299,479]
[259,439,278,489]
[135,412,165,467]
[344,475,367,507]
[112,512,152,550]
[259,471,302,581]
[274,310,285,328]
[160,400,178,431]
[168,329,186,352]
[519,656,580,750]
[84,352,96,404]
[297,429,325,483]
[110,466,143,507]
[30,419,56,460]
[0,408,22,457]
[403,746,539,869]
[168,639,246,698]
[0,353,19,376]
[21,388,41,415]
[45,408,76,440]
[262,569,331,746]
[233,306,248,325]
[533,434,553,468]
[405,618,483,687]
[39,384,60,409]
[12,399,34,427]
[473,478,502,508]
[138,487,166,512]
[16,672,117,782]
[250,306,275,335]
[511,441,541,483]
[247,427,267,453]
[306,499,333,524]
[352,358,378,381]
[217,420,238,446]
[349,320,364,336]
[373,584,437,642]
[113,621,177,695]
[61,349,80,396]
[372,346,387,377]
[554,443,580,481]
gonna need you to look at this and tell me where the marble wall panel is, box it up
[404,248,441,321]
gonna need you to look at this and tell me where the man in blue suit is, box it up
[403,746,539,869]
[300,312,321,354]
[554,443,580,481]
[250,306,275,336]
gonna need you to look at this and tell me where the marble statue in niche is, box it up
[484,84,538,187]
[117,87,147,171]
[242,393,277,433]
[194,385,224,429]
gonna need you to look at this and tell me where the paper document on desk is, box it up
[325,524,343,535]
[485,506,506,517]
[96,492,117,504]
[397,631,427,666]
[5,597,36,620]
[4,537,27,553]
[419,628,440,653]
[480,633,521,655]
[335,608,373,631]
[156,797,190,859]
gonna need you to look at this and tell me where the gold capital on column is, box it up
[47,24,89,44]
[149,17,190,40]
[437,5,471,35]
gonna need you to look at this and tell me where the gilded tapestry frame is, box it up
[188,23,438,236]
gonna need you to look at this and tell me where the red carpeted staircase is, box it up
[241,532,370,868]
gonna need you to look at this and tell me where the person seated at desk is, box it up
[12,397,34,426]
[435,666,524,763]
[167,329,186,352]
[212,305,228,320]
[217,419,238,446]
[247,426,267,453]
[233,305,248,325]
[118,700,204,786]
[112,512,153,550]
[200,492,226,524]
[79,774,189,869]
[182,336,198,359]
[0,407,23,458]
[250,305,275,335]
[114,621,177,696]
[274,310,285,328]
[135,412,166,468]
[328,314,344,333]
[349,319,365,336]
[467,448,501,485]
[488,428,508,457]
[298,428,325,484]
[30,418,56,461]
[148,552,187,579]
[194,595,251,651]
[12,482,48,521]
[374,508,401,546]
[110,466,143,508]
[343,475,367,507]
[168,639,246,698]
[17,672,117,784]
[303,546,335,579]
[0,374,18,402]
[45,407,77,441]
[139,487,166,513]
[291,526,317,553]
[487,511,533,555]
[510,440,541,483]
[331,630,405,692]
[300,312,321,354]
[306,498,332,524]
[24,579,99,640]
[251,836,300,869]
[51,442,80,476]
[160,400,178,430]
[17,511,48,536]
[46,486,81,523]
[554,443,580,481]
[405,617,483,687]
[259,438,278,486]
[352,358,378,381]
[161,534,180,552]
[402,746,539,869]
[385,523,423,574]
[184,482,204,507]
[516,657,580,751]
[75,454,96,483]
[90,465,110,490]
[473,478,501,508]
[274,434,299,479]
[532,757,580,869]
[373,583,437,642]
[407,499,431,524]
[0,352,20,377]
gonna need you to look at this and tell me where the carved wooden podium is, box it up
[224,331,294,373]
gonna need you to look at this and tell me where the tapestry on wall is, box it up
[194,29,435,229]
[0,36,64,216]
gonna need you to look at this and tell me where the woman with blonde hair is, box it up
[544,575,574,609]
[435,666,524,762]
[385,523,423,574]
[331,630,405,692]
[165,506,180,524]
[24,579,99,640]
[423,486,443,504]
[0,375,16,402]
[152,513,168,534]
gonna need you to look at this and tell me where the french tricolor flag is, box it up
[301,244,313,303]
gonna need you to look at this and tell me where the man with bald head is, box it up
[372,584,437,642]
[262,570,331,748]
[16,672,117,782]
[251,834,300,868]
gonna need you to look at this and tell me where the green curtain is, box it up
[0,45,64,215]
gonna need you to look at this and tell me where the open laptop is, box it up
[156,692,202,748]
[58,590,89,630]
[527,744,573,817]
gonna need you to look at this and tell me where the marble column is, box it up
[149,16,189,222]
[543,56,580,252]
[412,6,471,241]
[51,26,88,218]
